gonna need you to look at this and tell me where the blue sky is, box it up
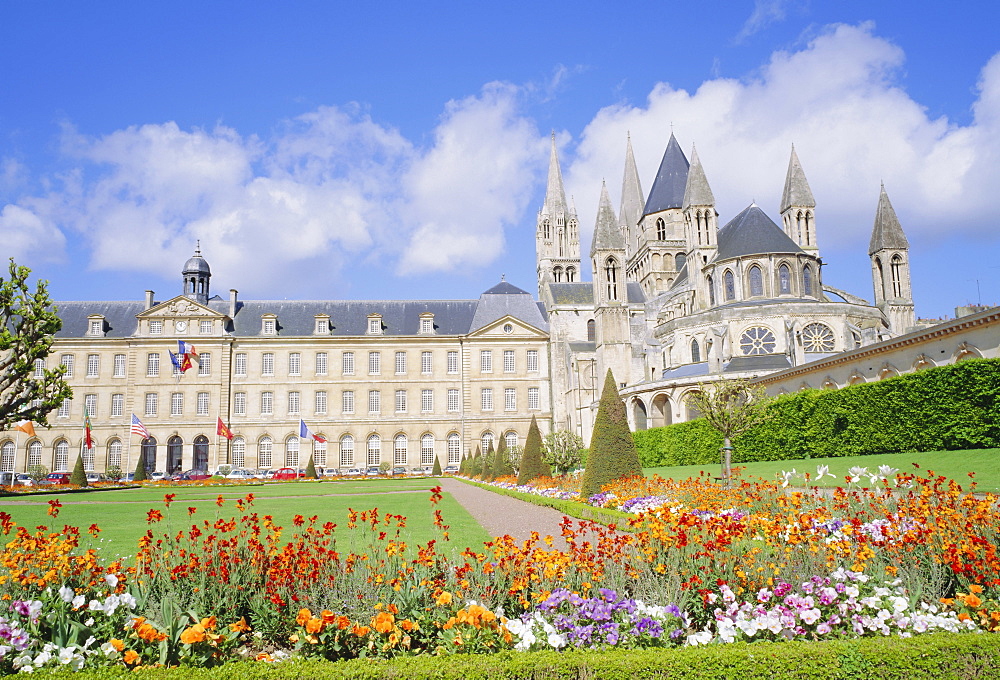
[2,0,998,319]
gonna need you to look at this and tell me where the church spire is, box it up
[780,145,815,212]
[869,183,914,335]
[868,183,909,255]
[618,133,644,257]
[642,132,689,216]
[779,145,818,252]
[543,132,570,219]
[536,133,581,295]
[591,181,624,257]
[682,144,715,208]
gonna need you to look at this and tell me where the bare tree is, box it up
[543,429,586,477]
[685,379,772,484]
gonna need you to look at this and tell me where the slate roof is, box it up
[682,145,715,208]
[868,184,909,255]
[590,182,625,255]
[779,146,815,212]
[546,281,646,306]
[723,354,792,372]
[714,204,804,261]
[642,133,690,216]
[661,362,709,380]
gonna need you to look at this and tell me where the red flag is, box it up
[84,407,94,449]
[217,417,234,440]
[180,354,193,372]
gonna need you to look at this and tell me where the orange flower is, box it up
[964,593,984,609]
[109,638,124,652]
[229,617,250,633]
[305,617,323,634]
[373,611,395,634]
[435,590,453,606]
[123,649,141,665]
[970,584,985,594]
[296,608,312,627]
[180,625,206,644]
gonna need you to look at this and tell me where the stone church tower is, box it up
[591,182,632,386]
[536,134,581,296]
[869,183,915,334]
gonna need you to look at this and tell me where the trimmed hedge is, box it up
[39,632,1000,679]
[635,358,1000,467]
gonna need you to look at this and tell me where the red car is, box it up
[40,472,72,486]
[271,467,304,481]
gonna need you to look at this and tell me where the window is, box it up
[234,392,246,416]
[342,390,354,414]
[58,398,71,418]
[748,266,764,297]
[481,432,494,454]
[421,389,433,412]
[315,391,327,415]
[739,326,777,355]
[171,393,183,416]
[284,436,299,467]
[339,436,354,467]
[394,435,407,466]
[342,352,355,375]
[366,434,381,466]
[505,387,516,411]
[54,440,69,471]
[890,255,904,297]
[447,389,460,412]
[33,358,45,379]
[481,388,493,411]
[420,434,434,466]
[480,350,492,373]
[197,392,209,416]
[778,264,791,294]
[61,354,74,378]
[27,441,42,468]
[587,319,596,342]
[145,393,158,417]
[315,352,328,376]
[261,391,273,415]
[113,354,126,378]
[503,322,514,334]
[447,351,459,374]
[198,352,211,376]
[675,252,687,271]
[395,390,407,413]
[505,431,518,450]
[111,394,124,417]
[288,391,300,415]
[231,437,245,468]
[258,437,273,469]
[527,350,538,372]
[395,351,406,374]
[802,323,835,353]
[107,439,122,470]
[691,338,701,363]
[89,319,103,336]
[724,270,736,301]
[420,317,433,334]
[262,353,274,376]
[369,351,380,375]
[656,217,666,240]
[235,353,247,377]
[263,318,276,335]
[87,354,100,378]
[150,319,163,335]
[503,350,515,373]
[605,257,619,300]
[528,387,540,410]
[369,390,380,414]
[315,317,329,334]
[368,317,382,335]
[708,275,716,306]
[421,351,432,374]
[200,319,212,334]
[803,265,813,296]
[288,352,301,376]
[447,433,461,464]
[313,439,327,467]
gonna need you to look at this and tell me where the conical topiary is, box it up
[459,451,469,475]
[70,452,88,487]
[432,456,443,476]
[517,415,549,484]
[581,369,642,497]
[132,451,148,482]
[305,454,318,479]
[479,442,495,481]
[469,446,482,477]
[491,434,514,479]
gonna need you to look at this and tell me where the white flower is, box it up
[878,465,899,478]
[104,573,119,588]
[815,464,834,479]
[799,608,822,625]
[686,631,714,646]
[58,586,74,603]
[546,631,566,649]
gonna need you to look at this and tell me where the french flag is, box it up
[298,419,326,443]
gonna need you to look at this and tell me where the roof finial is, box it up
[501,273,506,282]
[195,239,201,255]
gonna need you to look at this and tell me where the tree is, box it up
[468,446,482,477]
[581,370,642,497]
[70,452,88,487]
[431,456,442,476]
[479,442,495,481]
[491,435,514,479]
[305,454,318,479]
[542,429,585,477]
[685,379,772,484]
[517,415,550,484]
[0,258,73,430]
[26,463,47,482]
[132,453,148,482]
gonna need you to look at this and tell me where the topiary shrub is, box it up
[582,369,642,497]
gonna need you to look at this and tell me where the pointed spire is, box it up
[642,132,690,215]
[618,133,644,233]
[682,144,715,208]
[591,181,625,256]
[780,145,815,212]
[542,132,569,219]
[868,183,909,255]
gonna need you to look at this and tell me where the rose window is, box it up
[802,323,835,353]
[739,326,776,355]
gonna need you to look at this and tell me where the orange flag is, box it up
[217,417,234,440]
[15,421,35,436]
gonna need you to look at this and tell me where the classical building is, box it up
[1,249,551,475]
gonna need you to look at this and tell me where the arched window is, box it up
[796,211,804,243]
[890,255,904,298]
[802,265,813,296]
[394,434,408,466]
[748,265,763,297]
[141,437,157,474]
[193,435,209,471]
[107,439,122,470]
[691,338,701,363]
[675,253,686,272]
[505,431,518,450]
[804,211,813,246]
[339,435,354,468]
[656,218,666,240]
[28,440,42,469]
[553,266,562,283]
[604,258,619,301]
[167,436,183,473]
[801,323,835,352]
[873,257,884,298]
[54,440,69,471]
[420,434,434,466]
[707,275,716,306]
[778,264,791,294]
[566,266,575,282]
[231,437,246,469]
[447,433,461,464]
[542,219,550,240]
[724,270,736,301]
[1,441,14,472]
[587,319,596,342]
[285,436,299,468]
[313,439,326,467]
[366,434,381,467]
[481,432,494,454]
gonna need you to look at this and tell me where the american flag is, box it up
[130,413,151,439]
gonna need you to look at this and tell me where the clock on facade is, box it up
[175,321,187,332]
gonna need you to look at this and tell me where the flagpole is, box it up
[126,415,133,477]
[13,430,19,476]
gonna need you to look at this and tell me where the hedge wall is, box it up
[634,358,1000,468]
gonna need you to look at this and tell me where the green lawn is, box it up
[645,447,1000,492]
[0,478,491,560]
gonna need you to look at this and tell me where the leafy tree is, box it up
[581,369,642,497]
[133,453,148,482]
[70,452,88,487]
[685,378,772,484]
[517,415,550,484]
[0,258,73,430]
[26,463,47,482]
[305,454,318,479]
[507,444,524,475]
[491,435,514,479]
[432,456,442,476]
[543,429,585,477]
[106,465,123,482]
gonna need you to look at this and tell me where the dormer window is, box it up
[368,315,383,335]
[262,315,277,336]
[315,315,330,335]
[419,314,434,334]
[149,319,163,335]
[88,316,106,337]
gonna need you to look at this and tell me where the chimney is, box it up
[229,289,239,318]
[145,290,155,310]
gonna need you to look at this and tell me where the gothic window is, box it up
[890,255,904,298]
[804,211,813,246]
[778,264,791,294]
[707,275,716,306]
[542,219,550,240]
[587,319,595,342]
[656,218,666,240]
[553,266,562,282]
[801,323,835,352]
[691,338,701,363]
[675,253,686,272]
[873,257,884,297]
[796,211,804,243]
[339,435,353,467]
[748,265,764,297]
[604,257,619,301]
[724,270,735,301]
[739,326,777,355]
[802,265,813,297]
[566,266,576,282]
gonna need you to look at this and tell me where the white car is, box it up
[225,468,255,480]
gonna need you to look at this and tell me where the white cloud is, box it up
[736,0,796,42]
[0,202,66,264]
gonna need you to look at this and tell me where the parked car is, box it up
[365,466,382,477]
[150,471,167,481]
[185,470,212,480]
[272,467,303,481]
[0,471,16,486]
[263,469,277,480]
[225,468,255,481]
[409,467,429,476]
[85,472,108,484]
[40,472,72,486]
[15,473,34,487]
[343,468,362,477]
[444,465,459,474]
[391,466,407,476]
[321,468,340,478]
